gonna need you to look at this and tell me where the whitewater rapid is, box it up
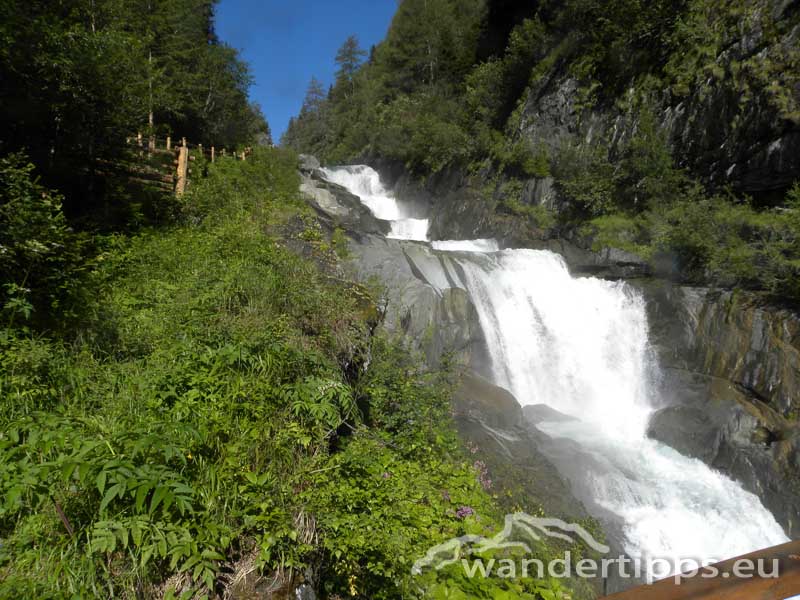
[321,165,429,241]
[455,250,789,568]
[322,165,789,576]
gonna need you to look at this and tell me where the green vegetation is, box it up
[3,0,798,595]
[568,117,800,300]
[0,3,586,596]
[0,0,269,226]
[283,0,800,302]
[0,150,575,598]
[0,154,94,332]
[282,0,485,174]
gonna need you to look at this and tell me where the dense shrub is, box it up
[0,149,572,598]
[0,154,93,330]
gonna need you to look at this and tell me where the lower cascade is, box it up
[323,166,789,577]
[454,249,789,569]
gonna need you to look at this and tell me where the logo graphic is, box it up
[411,514,609,575]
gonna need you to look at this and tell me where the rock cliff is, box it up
[636,281,800,538]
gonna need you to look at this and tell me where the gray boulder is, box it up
[299,172,389,237]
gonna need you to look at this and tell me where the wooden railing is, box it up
[603,540,800,599]
[125,133,252,196]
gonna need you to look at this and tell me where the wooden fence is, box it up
[126,133,252,197]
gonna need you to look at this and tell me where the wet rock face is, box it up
[453,373,590,521]
[640,282,800,419]
[346,235,489,371]
[522,176,557,209]
[691,293,800,418]
[453,374,603,599]
[298,164,389,238]
[636,280,800,537]
[648,397,800,539]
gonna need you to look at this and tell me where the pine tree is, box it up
[335,35,367,96]
[301,77,327,116]
[282,77,329,155]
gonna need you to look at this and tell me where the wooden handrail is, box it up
[125,133,252,196]
[603,540,800,599]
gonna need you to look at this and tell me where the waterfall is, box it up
[454,249,789,568]
[457,250,653,437]
[320,165,429,241]
[431,239,499,252]
[326,165,789,576]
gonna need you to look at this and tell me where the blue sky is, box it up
[215,0,397,141]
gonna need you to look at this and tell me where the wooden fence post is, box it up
[176,139,189,197]
[211,146,215,163]
[198,144,203,161]
[166,136,171,151]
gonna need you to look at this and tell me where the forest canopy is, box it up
[0,0,269,223]
[282,0,800,303]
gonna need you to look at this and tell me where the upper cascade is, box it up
[321,165,429,241]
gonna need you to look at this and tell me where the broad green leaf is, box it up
[100,482,125,514]
[77,461,92,484]
[131,520,143,546]
[96,471,107,495]
[201,549,225,561]
[179,554,202,572]
[135,482,152,513]
[60,461,77,482]
[149,486,168,515]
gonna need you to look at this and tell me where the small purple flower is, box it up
[456,506,474,519]
[382,472,391,479]
[442,489,451,502]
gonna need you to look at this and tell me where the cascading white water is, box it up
[431,239,500,252]
[455,249,789,571]
[321,165,429,241]
[328,164,789,577]
[458,250,652,438]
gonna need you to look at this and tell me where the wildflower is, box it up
[456,506,474,519]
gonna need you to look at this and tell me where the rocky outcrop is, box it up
[664,2,800,198]
[298,161,389,238]
[346,234,489,371]
[379,156,653,278]
[517,0,800,203]
[639,282,800,419]
[635,280,800,537]
[453,373,589,521]
[453,374,603,599]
